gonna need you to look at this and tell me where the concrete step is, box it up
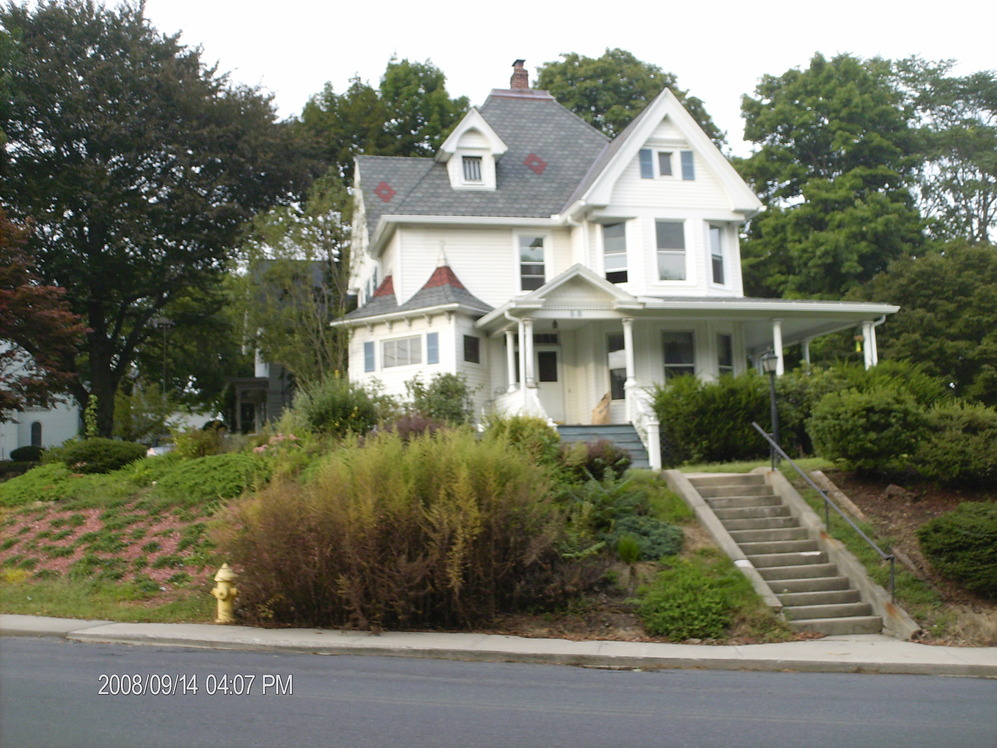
[783,602,873,621]
[712,505,792,521]
[766,576,852,594]
[747,551,828,568]
[739,539,820,555]
[777,589,861,607]
[688,474,766,488]
[722,516,800,532]
[706,495,782,509]
[728,527,810,543]
[756,563,841,580]
[696,484,775,498]
[789,616,882,636]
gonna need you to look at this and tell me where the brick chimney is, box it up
[510,59,529,89]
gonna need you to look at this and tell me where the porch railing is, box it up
[750,422,896,602]
[629,387,662,470]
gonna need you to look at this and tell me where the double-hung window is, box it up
[382,335,422,368]
[709,225,725,285]
[663,332,695,381]
[519,236,545,291]
[463,335,480,364]
[603,222,627,284]
[656,220,686,280]
[639,148,674,178]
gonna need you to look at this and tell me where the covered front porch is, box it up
[477,266,898,469]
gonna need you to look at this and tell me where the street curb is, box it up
[4,615,995,679]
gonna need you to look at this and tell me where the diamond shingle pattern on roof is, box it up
[357,91,608,236]
[397,266,492,315]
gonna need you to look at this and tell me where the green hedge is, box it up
[916,402,997,486]
[152,453,271,506]
[918,502,997,599]
[808,388,928,472]
[46,438,147,474]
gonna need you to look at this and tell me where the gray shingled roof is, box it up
[357,90,609,237]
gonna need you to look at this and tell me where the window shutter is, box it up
[681,151,695,180]
[639,149,654,179]
[363,341,375,372]
[427,332,439,365]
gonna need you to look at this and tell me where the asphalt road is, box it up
[2,638,995,748]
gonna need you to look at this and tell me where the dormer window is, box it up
[436,108,507,192]
[462,156,482,183]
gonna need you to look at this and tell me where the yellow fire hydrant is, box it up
[211,563,238,624]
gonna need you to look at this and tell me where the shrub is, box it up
[292,376,380,437]
[220,430,573,630]
[918,502,997,599]
[385,412,449,441]
[482,415,562,467]
[808,387,928,472]
[834,360,950,407]
[10,445,44,462]
[916,402,997,487]
[46,438,147,474]
[561,439,631,482]
[152,453,271,506]
[405,373,475,425]
[638,550,752,640]
[607,515,683,561]
[0,463,76,506]
[171,426,223,459]
[653,374,769,465]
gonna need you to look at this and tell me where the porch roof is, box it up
[477,294,898,353]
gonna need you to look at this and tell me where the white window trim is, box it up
[708,223,727,288]
[382,334,423,369]
[662,330,697,381]
[601,221,629,284]
[515,232,550,292]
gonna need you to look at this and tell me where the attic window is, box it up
[462,156,482,182]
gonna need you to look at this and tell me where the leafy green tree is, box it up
[0,0,311,436]
[298,58,467,181]
[379,57,469,158]
[0,209,86,418]
[236,171,353,387]
[536,49,725,146]
[892,58,997,244]
[738,54,923,298]
[857,241,997,405]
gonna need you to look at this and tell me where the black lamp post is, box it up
[760,350,780,468]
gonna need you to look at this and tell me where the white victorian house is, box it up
[337,61,897,468]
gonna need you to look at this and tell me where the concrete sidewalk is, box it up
[3,614,995,678]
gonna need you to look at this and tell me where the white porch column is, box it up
[505,329,517,393]
[862,320,878,369]
[524,318,536,387]
[622,317,636,387]
[801,338,811,369]
[772,318,785,376]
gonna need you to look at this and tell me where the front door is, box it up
[536,347,565,422]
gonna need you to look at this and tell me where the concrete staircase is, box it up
[557,424,650,470]
[687,473,882,635]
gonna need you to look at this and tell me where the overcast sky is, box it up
[140,0,994,156]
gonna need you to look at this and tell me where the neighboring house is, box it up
[337,61,897,468]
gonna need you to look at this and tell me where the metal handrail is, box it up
[750,422,896,601]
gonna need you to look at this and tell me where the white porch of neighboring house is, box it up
[477,266,897,469]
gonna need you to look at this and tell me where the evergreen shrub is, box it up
[918,502,997,599]
[607,514,683,561]
[808,388,928,471]
[10,445,44,462]
[916,402,997,487]
[652,374,769,465]
[221,430,574,629]
[47,438,147,474]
